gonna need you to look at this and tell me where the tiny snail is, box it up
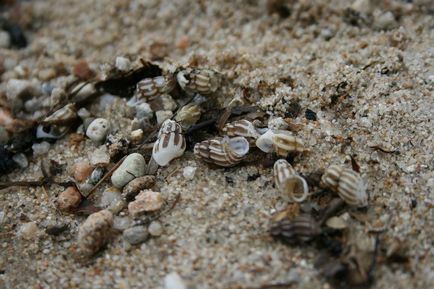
[152,119,186,166]
[221,119,261,145]
[176,68,220,94]
[136,74,176,100]
[256,129,305,157]
[274,159,309,203]
[270,213,321,244]
[321,165,368,207]
[194,136,249,167]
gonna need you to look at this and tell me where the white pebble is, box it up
[148,221,163,236]
[12,153,28,168]
[164,272,187,289]
[135,102,153,119]
[99,187,123,209]
[88,146,110,166]
[115,56,131,71]
[111,153,146,188]
[32,141,50,156]
[86,118,111,143]
[156,110,173,125]
[18,222,39,240]
[0,31,10,48]
[182,166,197,180]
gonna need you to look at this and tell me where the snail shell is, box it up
[174,103,201,129]
[321,165,368,207]
[152,119,186,166]
[194,136,249,167]
[176,68,220,94]
[255,129,305,156]
[136,74,176,100]
[77,209,113,257]
[270,213,321,244]
[221,119,261,145]
[36,103,77,139]
[274,159,309,203]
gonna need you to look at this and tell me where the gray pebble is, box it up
[12,153,28,168]
[32,141,50,156]
[88,146,110,166]
[88,167,105,185]
[111,153,146,188]
[123,226,149,245]
[113,216,132,231]
[86,118,110,143]
[148,221,163,237]
[99,187,123,208]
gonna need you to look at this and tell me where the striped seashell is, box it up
[321,165,368,207]
[270,213,321,244]
[136,74,176,100]
[255,129,305,156]
[36,103,77,139]
[174,103,201,129]
[176,68,220,94]
[152,119,186,166]
[194,136,249,167]
[274,159,309,203]
[77,209,113,257]
[222,119,261,145]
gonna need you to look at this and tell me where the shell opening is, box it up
[227,137,249,157]
[284,175,309,203]
[255,129,274,153]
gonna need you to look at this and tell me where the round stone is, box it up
[123,226,148,245]
[148,221,163,237]
[73,161,93,182]
[111,153,146,188]
[57,186,82,211]
[86,118,110,143]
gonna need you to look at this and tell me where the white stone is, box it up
[86,118,111,143]
[12,153,28,168]
[113,216,132,231]
[111,153,146,188]
[88,146,110,166]
[164,272,187,289]
[156,110,173,125]
[148,221,163,236]
[135,102,153,119]
[182,166,196,180]
[77,107,91,120]
[18,222,39,240]
[374,11,397,30]
[32,141,50,156]
[115,56,131,71]
[0,31,10,48]
[99,187,123,208]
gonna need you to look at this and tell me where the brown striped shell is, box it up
[176,68,220,94]
[221,119,261,145]
[152,119,186,166]
[274,159,309,203]
[194,136,249,167]
[136,74,176,100]
[270,213,321,244]
[321,165,368,207]
[272,130,305,157]
[77,209,113,257]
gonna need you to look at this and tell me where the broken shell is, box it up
[176,68,220,94]
[57,186,82,211]
[77,209,113,257]
[255,129,305,156]
[152,119,186,166]
[36,103,77,139]
[194,136,249,167]
[136,74,176,100]
[222,119,261,144]
[274,159,309,203]
[270,213,321,244]
[321,165,368,207]
[174,103,201,128]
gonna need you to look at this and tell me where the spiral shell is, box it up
[174,103,201,128]
[136,74,176,100]
[255,129,305,156]
[36,103,77,139]
[176,68,220,94]
[270,213,321,244]
[221,119,261,144]
[194,136,249,167]
[321,165,368,207]
[152,119,186,166]
[77,209,113,257]
[274,159,309,203]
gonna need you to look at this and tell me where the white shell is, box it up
[136,74,175,100]
[152,119,186,166]
[194,136,249,167]
[256,129,305,156]
[176,68,220,94]
[222,119,261,144]
[274,159,309,203]
[255,129,275,153]
[321,165,368,207]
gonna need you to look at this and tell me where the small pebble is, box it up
[86,118,111,143]
[99,187,123,208]
[374,11,398,30]
[57,186,82,211]
[160,94,177,111]
[122,175,156,201]
[113,216,132,231]
[164,272,187,289]
[111,153,146,188]
[148,221,163,237]
[156,110,173,125]
[130,129,144,145]
[0,31,11,48]
[6,79,41,111]
[77,210,113,257]
[135,102,153,119]
[18,222,39,240]
[73,60,93,80]
[12,153,28,168]
[123,226,149,245]
[32,141,50,156]
[183,166,197,180]
[88,167,105,185]
[115,56,131,71]
[77,107,91,120]
[128,190,163,217]
[73,161,93,182]
[88,146,110,166]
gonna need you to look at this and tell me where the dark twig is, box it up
[0,179,75,191]
[368,145,400,154]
